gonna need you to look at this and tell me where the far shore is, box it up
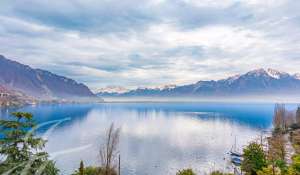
[100,96,300,104]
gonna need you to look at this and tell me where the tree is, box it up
[79,160,85,175]
[73,124,120,175]
[268,137,287,174]
[286,111,295,128]
[0,112,59,175]
[241,142,267,175]
[273,104,287,133]
[99,123,120,175]
[176,168,196,175]
[296,106,300,126]
[268,135,286,161]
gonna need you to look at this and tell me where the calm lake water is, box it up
[1,102,297,175]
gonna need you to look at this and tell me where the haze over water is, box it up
[1,102,297,175]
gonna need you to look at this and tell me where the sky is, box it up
[0,0,300,91]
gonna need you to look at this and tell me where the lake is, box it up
[1,102,296,175]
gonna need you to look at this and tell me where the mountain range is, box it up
[2,54,300,102]
[0,55,96,100]
[97,68,300,98]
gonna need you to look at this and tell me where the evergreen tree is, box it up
[296,106,300,126]
[241,142,267,175]
[0,112,59,174]
[79,160,85,175]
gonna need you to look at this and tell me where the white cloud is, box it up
[0,0,300,90]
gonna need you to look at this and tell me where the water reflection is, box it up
[0,103,282,175]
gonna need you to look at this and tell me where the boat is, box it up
[230,150,242,157]
[229,136,243,166]
[231,156,242,166]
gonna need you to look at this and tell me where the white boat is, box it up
[230,136,243,166]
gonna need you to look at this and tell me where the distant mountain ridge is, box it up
[0,55,95,99]
[97,68,300,97]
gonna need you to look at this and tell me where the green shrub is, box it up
[210,171,233,175]
[176,168,196,175]
[257,165,281,175]
[241,142,267,175]
[72,166,101,175]
[287,155,300,175]
[274,159,288,174]
[72,161,117,175]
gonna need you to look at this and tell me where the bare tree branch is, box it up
[99,123,120,175]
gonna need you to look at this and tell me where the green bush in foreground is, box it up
[72,161,117,175]
[72,166,101,175]
[210,171,233,175]
[241,142,267,175]
[287,155,300,175]
[176,169,234,175]
[0,112,59,175]
[176,168,196,175]
[257,165,281,175]
[72,166,117,175]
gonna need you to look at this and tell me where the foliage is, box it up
[287,155,300,175]
[80,160,85,175]
[72,165,117,175]
[274,159,288,174]
[257,165,281,175]
[0,112,59,175]
[210,171,233,175]
[176,168,196,175]
[72,165,101,175]
[241,142,267,175]
[290,130,300,154]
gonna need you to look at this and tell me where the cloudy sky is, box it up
[0,0,300,90]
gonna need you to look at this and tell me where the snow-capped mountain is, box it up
[96,86,130,97]
[96,84,177,97]
[97,68,300,97]
[157,84,177,90]
[97,86,129,93]
[137,84,177,90]
[266,68,290,79]
[294,73,300,80]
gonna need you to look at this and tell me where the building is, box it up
[0,92,10,98]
